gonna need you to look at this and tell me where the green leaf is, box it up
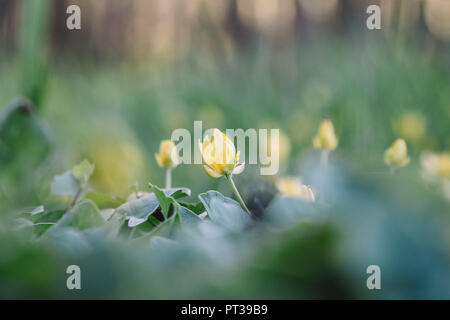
[50,171,79,197]
[142,213,178,240]
[0,99,51,178]
[198,191,251,232]
[72,159,95,185]
[99,208,115,221]
[117,193,160,227]
[85,192,125,209]
[163,187,191,199]
[40,227,92,254]
[264,196,317,228]
[11,217,34,231]
[32,223,54,238]
[149,183,171,219]
[178,201,205,215]
[34,210,64,224]
[19,205,45,216]
[53,200,104,230]
[117,187,191,227]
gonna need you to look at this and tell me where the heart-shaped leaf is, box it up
[118,187,191,227]
[117,193,160,227]
[198,191,251,232]
[177,205,201,229]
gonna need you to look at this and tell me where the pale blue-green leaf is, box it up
[100,208,115,220]
[198,191,251,232]
[163,187,191,199]
[18,205,45,216]
[119,187,190,227]
[117,193,159,227]
[264,195,317,228]
[50,171,79,197]
[177,205,201,229]
[53,199,104,230]
[41,227,92,254]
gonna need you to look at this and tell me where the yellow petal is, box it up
[235,150,240,162]
[155,154,162,167]
[155,140,179,168]
[313,119,338,150]
[203,165,223,178]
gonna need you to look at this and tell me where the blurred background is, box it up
[1,0,450,299]
[1,0,450,203]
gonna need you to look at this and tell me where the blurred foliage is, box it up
[18,0,51,108]
[1,0,450,299]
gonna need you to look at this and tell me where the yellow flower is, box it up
[258,126,291,164]
[313,118,338,150]
[394,111,426,142]
[276,177,315,202]
[198,128,244,178]
[421,151,450,179]
[155,140,179,168]
[384,138,409,167]
[87,139,144,195]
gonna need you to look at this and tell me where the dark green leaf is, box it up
[178,201,205,215]
[149,184,171,219]
[163,187,191,199]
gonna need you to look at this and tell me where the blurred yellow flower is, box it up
[276,177,315,202]
[197,105,224,128]
[155,140,179,169]
[198,128,244,178]
[87,139,144,195]
[384,138,410,168]
[394,111,426,142]
[258,127,291,163]
[421,151,450,180]
[313,118,338,151]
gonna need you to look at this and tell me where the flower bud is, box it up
[384,138,409,168]
[276,177,315,202]
[198,128,244,178]
[313,118,338,151]
[155,140,179,168]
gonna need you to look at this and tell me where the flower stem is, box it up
[320,150,329,168]
[225,174,251,216]
[390,166,396,175]
[165,168,172,188]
